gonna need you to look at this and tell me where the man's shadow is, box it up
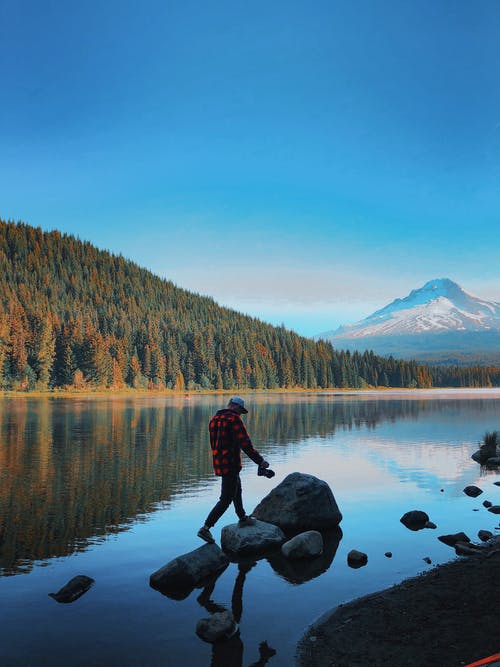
[196,560,276,667]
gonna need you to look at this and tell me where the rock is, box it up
[196,610,238,643]
[150,543,229,594]
[425,522,437,529]
[385,552,392,558]
[221,519,285,556]
[494,481,500,486]
[48,575,94,603]
[454,542,483,556]
[347,549,368,568]
[487,457,500,465]
[400,510,430,531]
[483,500,493,508]
[463,485,483,498]
[268,527,342,584]
[478,530,493,542]
[252,472,342,531]
[488,506,500,514]
[471,449,489,464]
[423,557,432,564]
[438,532,471,547]
[281,531,323,559]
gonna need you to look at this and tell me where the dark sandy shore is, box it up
[297,538,500,667]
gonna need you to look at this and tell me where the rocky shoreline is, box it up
[297,536,500,667]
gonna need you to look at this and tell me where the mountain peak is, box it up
[318,279,500,341]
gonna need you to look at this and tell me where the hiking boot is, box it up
[197,526,215,544]
[238,515,256,527]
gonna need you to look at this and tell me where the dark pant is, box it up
[205,472,245,528]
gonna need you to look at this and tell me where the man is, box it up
[197,396,269,544]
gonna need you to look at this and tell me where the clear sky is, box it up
[1,1,499,336]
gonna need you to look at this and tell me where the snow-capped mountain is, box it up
[317,279,500,363]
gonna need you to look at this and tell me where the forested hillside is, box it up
[0,219,499,391]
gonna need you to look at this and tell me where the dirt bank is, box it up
[297,538,500,667]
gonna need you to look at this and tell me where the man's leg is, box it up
[204,473,240,528]
[232,474,245,520]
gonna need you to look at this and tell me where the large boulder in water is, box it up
[221,519,285,556]
[252,472,342,532]
[150,543,229,594]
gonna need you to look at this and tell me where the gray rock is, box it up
[281,531,323,559]
[268,527,342,584]
[438,532,471,547]
[196,610,238,643]
[347,549,368,568]
[48,575,94,603]
[400,510,429,531]
[488,506,500,514]
[454,541,483,556]
[463,485,483,498]
[483,500,493,508]
[478,530,493,542]
[150,543,229,593]
[221,519,285,556]
[252,472,342,531]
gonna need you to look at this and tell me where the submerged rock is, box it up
[196,610,238,643]
[48,575,94,603]
[487,506,500,514]
[150,543,229,594]
[252,472,342,531]
[281,531,323,559]
[400,510,429,531]
[221,519,285,556]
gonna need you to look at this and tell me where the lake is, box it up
[1,390,499,666]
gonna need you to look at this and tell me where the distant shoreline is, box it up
[1,387,500,400]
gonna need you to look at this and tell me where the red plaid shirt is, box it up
[209,408,264,476]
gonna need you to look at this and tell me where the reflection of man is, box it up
[198,397,269,544]
[197,562,276,667]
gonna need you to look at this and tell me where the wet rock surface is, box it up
[196,610,238,643]
[438,531,471,547]
[463,485,483,497]
[150,543,229,594]
[347,549,368,568]
[297,538,500,667]
[400,510,430,530]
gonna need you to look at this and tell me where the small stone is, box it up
[384,552,392,558]
[440,489,444,492]
[463,485,483,498]
[423,557,432,564]
[48,575,94,603]
[483,500,492,508]
[347,549,368,568]
[400,510,429,531]
[478,530,493,542]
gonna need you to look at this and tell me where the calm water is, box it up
[1,390,499,666]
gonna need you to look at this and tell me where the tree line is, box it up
[1,219,499,391]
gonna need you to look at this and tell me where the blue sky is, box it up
[1,1,499,336]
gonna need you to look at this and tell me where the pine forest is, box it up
[1,219,499,392]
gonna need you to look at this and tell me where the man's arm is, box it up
[233,416,268,467]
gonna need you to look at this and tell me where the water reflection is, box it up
[0,394,498,575]
[196,561,277,667]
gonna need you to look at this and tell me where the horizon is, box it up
[1,1,499,337]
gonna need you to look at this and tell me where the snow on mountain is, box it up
[319,279,500,341]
